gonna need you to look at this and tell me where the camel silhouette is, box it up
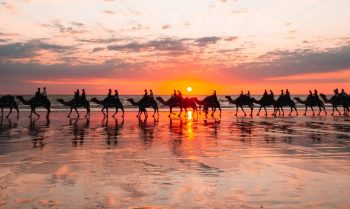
[272,95,298,116]
[57,97,90,118]
[294,97,327,116]
[251,95,275,116]
[320,94,349,116]
[17,95,51,119]
[90,97,124,118]
[194,96,221,117]
[127,97,159,118]
[225,95,254,117]
[156,96,197,117]
[0,95,19,118]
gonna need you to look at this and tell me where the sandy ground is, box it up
[0,110,350,209]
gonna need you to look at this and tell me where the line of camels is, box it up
[0,91,349,119]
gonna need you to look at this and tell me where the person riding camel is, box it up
[150,89,154,98]
[107,89,112,97]
[314,89,321,103]
[246,91,251,98]
[269,90,274,99]
[74,89,80,103]
[42,87,47,97]
[340,88,348,97]
[306,90,313,101]
[82,89,86,101]
[285,89,291,99]
[240,90,244,97]
[177,90,183,99]
[114,90,119,100]
[263,89,268,97]
[35,88,41,97]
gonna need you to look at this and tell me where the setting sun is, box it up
[187,86,193,93]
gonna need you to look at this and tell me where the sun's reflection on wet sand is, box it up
[0,111,349,208]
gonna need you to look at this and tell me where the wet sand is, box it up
[0,110,350,209]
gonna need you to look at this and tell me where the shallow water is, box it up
[0,111,350,209]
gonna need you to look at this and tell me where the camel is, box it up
[194,96,221,117]
[251,95,275,116]
[156,96,197,117]
[127,96,159,118]
[272,96,298,116]
[320,94,349,116]
[225,95,254,117]
[294,96,327,116]
[17,95,51,119]
[90,97,124,118]
[0,95,19,118]
[57,97,90,118]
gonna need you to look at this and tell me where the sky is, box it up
[0,0,350,95]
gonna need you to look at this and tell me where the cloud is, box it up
[162,24,172,30]
[0,39,74,59]
[226,44,350,79]
[195,36,221,46]
[40,20,87,34]
[102,10,115,15]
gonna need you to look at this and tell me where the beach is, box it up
[0,110,349,208]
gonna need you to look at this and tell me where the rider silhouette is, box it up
[82,89,86,101]
[269,90,274,98]
[285,89,290,99]
[35,88,41,97]
[150,89,154,98]
[42,87,47,97]
[114,90,119,99]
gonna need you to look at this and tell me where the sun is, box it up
[186,86,192,93]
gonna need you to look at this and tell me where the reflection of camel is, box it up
[156,96,197,117]
[91,97,124,118]
[273,96,298,116]
[320,94,349,116]
[294,97,327,116]
[102,117,124,146]
[57,97,90,118]
[17,96,51,119]
[70,118,90,146]
[0,95,19,118]
[29,118,50,149]
[138,117,158,147]
[225,95,253,117]
[194,96,221,117]
[127,97,159,118]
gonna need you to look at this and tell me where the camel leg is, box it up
[34,108,40,118]
[294,106,298,116]
[178,107,182,117]
[264,106,268,116]
[281,107,284,116]
[46,107,50,119]
[304,106,308,116]
[112,107,118,117]
[106,107,109,118]
[68,107,73,118]
[0,107,3,118]
[317,106,322,116]
[6,107,12,118]
[102,107,106,117]
[121,107,124,118]
[85,107,90,118]
[211,107,216,117]
[335,106,341,116]
[74,107,80,118]
[219,107,222,117]
[249,106,253,117]
[235,105,238,116]
[240,106,246,116]
[257,106,262,116]
[15,106,19,119]
[310,106,315,116]
[289,106,293,116]
[29,108,33,118]
[169,107,172,117]
[323,106,327,115]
